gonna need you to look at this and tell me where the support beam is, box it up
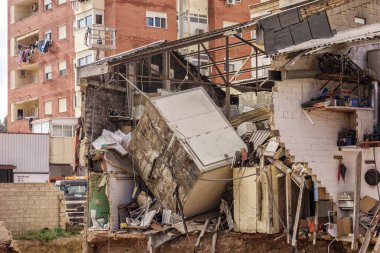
[313,201,319,246]
[162,52,171,90]
[170,52,199,83]
[352,152,362,251]
[233,34,265,54]
[225,36,231,121]
[292,180,305,248]
[286,173,292,244]
[200,43,227,84]
[229,50,254,82]
[255,48,258,92]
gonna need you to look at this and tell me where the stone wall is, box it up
[0,183,67,235]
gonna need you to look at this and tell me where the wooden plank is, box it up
[313,202,319,246]
[286,173,292,244]
[211,216,222,253]
[372,230,380,253]
[291,180,305,248]
[352,152,362,251]
[361,206,380,253]
[195,219,209,248]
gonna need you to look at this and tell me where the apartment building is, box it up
[8,0,257,132]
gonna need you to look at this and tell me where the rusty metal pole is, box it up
[225,36,231,121]
[255,48,258,93]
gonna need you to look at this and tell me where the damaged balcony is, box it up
[10,0,39,24]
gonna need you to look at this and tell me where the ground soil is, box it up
[4,237,82,253]
[0,233,354,253]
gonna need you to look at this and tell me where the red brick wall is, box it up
[105,0,177,56]
[8,0,76,133]
[208,0,258,84]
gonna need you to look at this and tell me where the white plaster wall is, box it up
[272,79,379,202]
[107,173,134,230]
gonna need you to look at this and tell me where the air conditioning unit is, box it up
[19,70,27,78]
[31,3,38,12]
[195,28,205,35]
[225,0,236,5]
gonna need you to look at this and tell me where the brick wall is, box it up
[8,0,76,132]
[0,183,68,235]
[326,0,380,32]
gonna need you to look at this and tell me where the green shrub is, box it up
[16,228,80,242]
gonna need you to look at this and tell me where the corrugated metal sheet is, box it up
[0,133,49,173]
[249,130,272,151]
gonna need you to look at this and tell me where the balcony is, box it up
[12,30,40,61]
[85,25,116,51]
[11,98,39,123]
[11,0,39,24]
[11,63,39,89]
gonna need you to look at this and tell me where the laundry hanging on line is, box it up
[35,39,52,53]
[18,49,34,64]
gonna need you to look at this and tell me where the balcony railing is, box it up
[85,25,116,51]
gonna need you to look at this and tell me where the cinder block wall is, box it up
[0,183,68,235]
[327,0,380,32]
[272,79,354,201]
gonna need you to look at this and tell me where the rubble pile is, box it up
[84,87,368,251]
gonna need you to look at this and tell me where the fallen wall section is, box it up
[129,87,246,217]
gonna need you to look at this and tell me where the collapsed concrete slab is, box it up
[129,87,246,217]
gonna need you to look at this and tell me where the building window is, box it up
[58,97,67,113]
[78,55,93,67]
[44,65,52,80]
[224,63,235,72]
[44,101,52,115]
[58,0,66,4]
[17,109,24,120]
[95,15,103,25]
[190,14,208,24]
[58,61,67,76]
[58,25,66,40]
[146,11,167,28]
[52,125,75,137]
[45,31,52,41]
[44,0,52,10]
[77,15,92,29]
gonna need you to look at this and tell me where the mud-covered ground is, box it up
[1,233,353,253]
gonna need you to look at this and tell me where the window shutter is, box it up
[58,25,66,40]
[45,65,52,74]
[44,101,52,115]
[58,98,67,113]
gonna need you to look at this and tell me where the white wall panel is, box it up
[0,133,49,173]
